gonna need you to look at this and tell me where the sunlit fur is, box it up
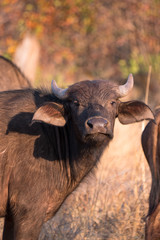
[0,79,153,240]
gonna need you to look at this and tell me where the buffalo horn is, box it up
[51,80,68,99]
[118,74,134,97]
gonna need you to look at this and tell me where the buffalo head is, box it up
[33,74,154,144]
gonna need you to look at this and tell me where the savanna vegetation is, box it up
[0,0,160,89]
[0,0,160,239]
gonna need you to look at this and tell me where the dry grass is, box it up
[0,120,151,240]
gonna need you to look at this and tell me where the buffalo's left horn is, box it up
[51,80,68,99]
[118,74,134,97]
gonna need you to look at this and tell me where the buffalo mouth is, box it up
[83,131,113,143]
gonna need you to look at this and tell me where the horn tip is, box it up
[128,73,134,87]
[128,73,134,82]
[51,79,56,85]
[51,79,68,99]
[129,73,133,77]
[51,79,57,90]
[118,73,134,97]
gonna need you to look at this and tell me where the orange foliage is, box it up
[0,0,160,83]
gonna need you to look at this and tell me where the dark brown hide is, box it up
[0,78,154,240]
[142,108,160,240]
[145,204,160,240]
[0,56,31,91]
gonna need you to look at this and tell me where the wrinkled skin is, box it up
[0,78,154,240]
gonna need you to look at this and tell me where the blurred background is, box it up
[0,1,160,239]
[0,0,160,105]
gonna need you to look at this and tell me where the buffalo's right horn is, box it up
[51,80,68,99]
[118,74,134,97]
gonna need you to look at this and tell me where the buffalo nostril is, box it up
[103,120,108,127]
[87,120,93,129]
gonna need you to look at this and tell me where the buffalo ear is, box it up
[118,101,154,124]
[32,102,66,126]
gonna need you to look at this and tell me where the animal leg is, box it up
[2,215,14,240]
[145,203,160,240]
[13,212,45,240]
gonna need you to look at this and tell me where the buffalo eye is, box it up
[110,101,116,106]
[73,100,80,106]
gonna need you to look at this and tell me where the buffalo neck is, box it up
[40,121,110,191]
[62,121,110,186]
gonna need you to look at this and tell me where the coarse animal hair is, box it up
[0,75,154,239]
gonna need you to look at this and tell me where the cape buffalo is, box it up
[0,56,31,91]
[0,74,154,240]
[142,108,160,240]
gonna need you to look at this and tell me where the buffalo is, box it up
[142,108,160,240]
[0,73,154,240]
[0,56,31,91]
